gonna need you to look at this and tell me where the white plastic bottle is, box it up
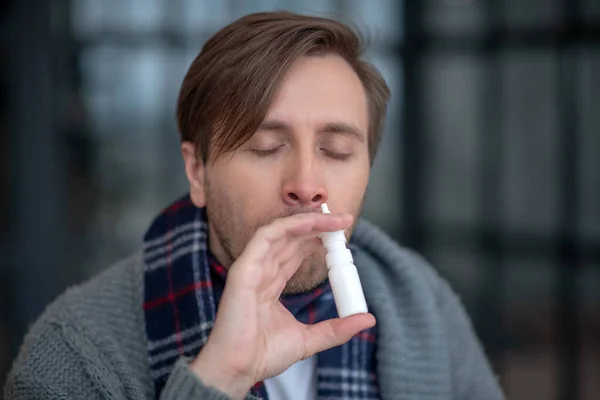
[319,203,368,318]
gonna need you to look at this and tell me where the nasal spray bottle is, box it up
[319,203,368,318]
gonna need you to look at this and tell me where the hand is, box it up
[190,211,376,399]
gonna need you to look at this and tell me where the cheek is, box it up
[323,161,370,211]
[326,160,369,191]
[210,160,281,224]
[213,158,278,197]
[235,165,281,201]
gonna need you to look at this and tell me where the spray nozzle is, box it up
[319,203,349,256]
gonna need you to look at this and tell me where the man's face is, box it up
[187,54,370,294]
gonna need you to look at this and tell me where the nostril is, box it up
[289,193,299,201]
[312,194,322,202]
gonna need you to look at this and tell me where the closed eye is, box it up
[250,145,284,157]
[322,149,352,161]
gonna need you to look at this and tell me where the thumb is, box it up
[301,313,376,357]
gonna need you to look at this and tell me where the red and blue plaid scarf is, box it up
[143,195,379,399]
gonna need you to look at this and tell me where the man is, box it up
[5,11,504,400]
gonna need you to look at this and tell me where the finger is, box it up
[276,237,321,282]
[263,229,320,265]
[301,313,377,358]
[254,212,352,249]
[267,229,322,270]
[266,217,348,295]
[238,231,320,292]
[239,213,352,269]
[265,237,322,298]
[227,232,318,296]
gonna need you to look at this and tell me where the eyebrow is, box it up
[257,119,290,133]
[258,119,366,143]
[320,122,366,143]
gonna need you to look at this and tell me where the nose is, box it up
[281,159,328,208]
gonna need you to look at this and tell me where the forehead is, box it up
[265,54,369,132]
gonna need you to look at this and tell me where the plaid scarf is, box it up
[143,195,379,399]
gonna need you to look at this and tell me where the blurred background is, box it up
[0,0,599,399]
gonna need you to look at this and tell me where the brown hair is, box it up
[176,11,390,164]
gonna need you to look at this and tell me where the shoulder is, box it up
[351,218,445,297]
[351,218,469,334]
[32,251,144,333]
[352,219,505,399]
[5,252,153,399]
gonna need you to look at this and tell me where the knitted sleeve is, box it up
[160,358,234,400]
[4,320,105,400]
[3,319,232,400]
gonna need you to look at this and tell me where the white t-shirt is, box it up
[264,356,317,400]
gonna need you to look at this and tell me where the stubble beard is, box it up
[205,184,330,295]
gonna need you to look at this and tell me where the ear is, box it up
[181,141,206,208]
